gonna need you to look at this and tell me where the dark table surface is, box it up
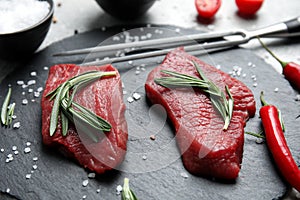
[0,0,300,199]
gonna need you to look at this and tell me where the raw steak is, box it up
[41,64,128,174]
[145,48,256,179]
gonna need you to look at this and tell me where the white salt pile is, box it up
[0,0,50,34]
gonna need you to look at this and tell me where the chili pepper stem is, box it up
[260,91,268,106]
[257,37,288,68]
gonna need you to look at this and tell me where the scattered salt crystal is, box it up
[6,188,10,193]
[142,155,147,160]
[0,0,50,34]
[242,73,247,78]
[96,188,101,193]
[12,115,17,119]
[274,88,279,93]
[180,172,189,179]
[127,96,134,103]
[0,148,4,152]
[88,173,96,178]
[26,142,31,146]
[135,70,140,75]
[253,83,258,87]
[123,90,128,95]
[22,92,26,95]
[28,88,34,93]
[25,174,32,179]
[116,185,123,195]
[32,165,38,170]
[34,92,40,98]
[31,99,36,102]
[132,93,141,100]
[82,179,89,187]
[37,87,43,92]
[7,154,13,158]
[33,157,38,161]
[22,99,28,105]
[248,62,253,67]
[27,80,36,85]
[43,66,49,70]
[24,147,31,154]
[17,80,24,85]
[12,146,17,151]
[128,60,133,65]
[296,95,300,101]
[14,150,19,155]
[13,122,21,129]
[30,71,37,77]
[22,84,28,89]
[140,35,147,40]
[82,195,87,199]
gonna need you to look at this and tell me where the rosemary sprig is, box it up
[122,178,138,200]
[47,71,117,142]
[154,60,234,130]
[1,87,15,126]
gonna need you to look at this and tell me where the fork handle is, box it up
[285,16,300,33]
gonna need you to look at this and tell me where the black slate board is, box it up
[0,25,300,200]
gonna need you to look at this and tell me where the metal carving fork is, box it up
[54,16,300,66]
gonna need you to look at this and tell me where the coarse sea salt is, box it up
[0,0,50,34]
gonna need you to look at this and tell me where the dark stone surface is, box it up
[0,25,299,200]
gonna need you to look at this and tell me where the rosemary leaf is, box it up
[61,111,69,136]
[122,178,138,200]
[48,70,117,140]
[1,87,12,126]
[49,82,68,136]
[154,61,234,130]
[6,103,15,126]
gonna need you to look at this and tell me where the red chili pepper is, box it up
[259,92,300,192]
[195,0,221,19]
[258,38,300,91]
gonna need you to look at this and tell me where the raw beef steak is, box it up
[41,64,128,174]
[145,48,256,179]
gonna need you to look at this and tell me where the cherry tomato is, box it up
[235,0,264,15]
[195,0,221,19]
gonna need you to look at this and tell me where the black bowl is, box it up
[0,0,54,59]
[95,0,156,19]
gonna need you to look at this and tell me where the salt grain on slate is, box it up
[88,173,96,178]
[127,96,134,103]
[33,165,38,170]
[6,188,10,193]
[25,174,31,179]
[14,151,19,155]
[43,66,48,70]
[24,147,31,154]
[82,179,89,187]
[22,99,28,105]
[27,80,36,85]
[37,87,43,92]
[12,146,17,151]
[82,195,87,199]
[33,157,38,161]
[96,188,101,193]
[30,71,37,77]
[17,80,24,85]
[180,172,189,179]
[274,88,279,93]
[116,185,123,195]
[13,122,21,129]
[133,93,141,100]
[26,142,31,146]
[142,155,147,160]
[0,148,4,152]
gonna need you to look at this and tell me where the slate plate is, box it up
[0,25,299,200]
